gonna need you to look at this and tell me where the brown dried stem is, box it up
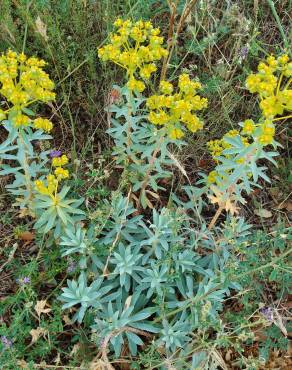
[100,327,153,370]
[208,206,224,230]
[160,0,199,81]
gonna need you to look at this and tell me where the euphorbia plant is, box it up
[0,19,291,368]
[98,19,208,208]
[0,50,55,213]
[0,50,83,236]
[204,53,291,224]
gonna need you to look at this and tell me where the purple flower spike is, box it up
[1,336,13,349]
[50,150,62,158]
[260,307,273,321]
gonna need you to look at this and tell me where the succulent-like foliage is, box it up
[59,273,117,323]
[0,22,291,368]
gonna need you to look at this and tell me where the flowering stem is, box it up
[126,90,133,150]
[102,189,131,276]
[18,130,34,213]
[276,72,284,95]
[124,87,138,170]
[138,135,164,209]
[266,0,290,52]
[272,114,292,122]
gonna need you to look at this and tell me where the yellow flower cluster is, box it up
[207,129,244,159]
[13,113,30,127]
[241,119,256,135]
[246,54,291,118]
[35,174,58,197]
[257,120,275,145]
[52,154,69,167]
[98,19,168,92]
[207,117,277,186]
[0,50,55,130]
[51,154,69,180]
[0,49,55,106]
[206,55,290,186]
[54,167,69,180]
[34,117,53,132]
[35,154,69,197]
[207,119,277,184]
[241,118,275,145]
[206,170,231,185]
[146,74,208,139]
[207,170,218,184]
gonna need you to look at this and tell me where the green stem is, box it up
[272,114,292,122]
[18,130,34,213]
[138,135,164,208]
[266,0,290,52]
[126,89,133,151]
[236,246,292,280]
[276,72,284,95]
[22,1,31,52]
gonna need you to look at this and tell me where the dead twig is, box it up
[100,326,153,370]
[161,0,199,80]
[0,243,18,273]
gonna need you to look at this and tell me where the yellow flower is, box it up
[34,179,49,195]
[178,73,202,95]
[278,90,292,110]
[127,77,145,92]
[259,96,284,118]
[147,73,207,139]
[246,54,291,119]
[242,137,250,147]
[225,129,239,138]
[284,62,292,77]
[257,121,275,146]
[18,52,27,63]
[0,50,55,108]
[258,134,273,146]
[245,74,261,93]
[148,110,170,125]
[139,63,157,80]
[34,118,53,132]
[159,81,173,95]
[54,167,69,180]
[207,139,224,158]
[242,119,256,135]
[52,154,69,167]
[266,55,277,68]
[207,170,218,184]
[35,175,58,196]
[184,114,203,133]
[262,121,275,136]
[98,19,168,90]
[277,54,289,65]
[114,18,123,28]
[13,114,30,127]
[169,127,184,140]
